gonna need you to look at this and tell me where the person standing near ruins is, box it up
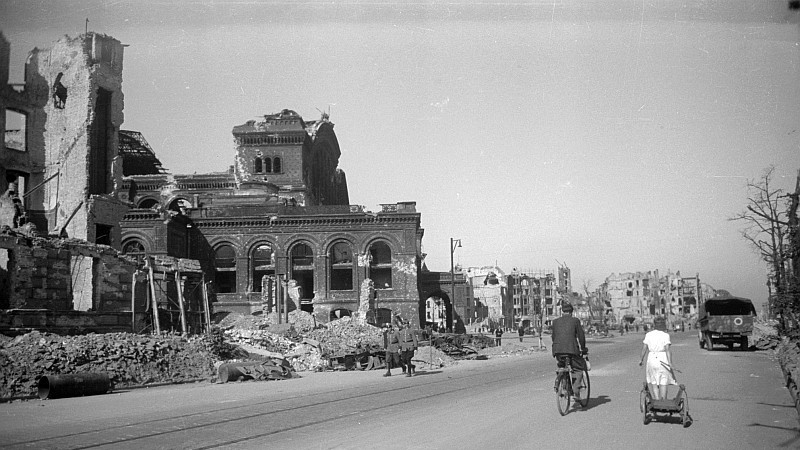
[495,327,503,346]
[383,324,401,377]
[399,321,419,377]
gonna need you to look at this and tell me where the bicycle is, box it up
[554,354,591,416]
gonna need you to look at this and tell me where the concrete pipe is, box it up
[38,372,111,400]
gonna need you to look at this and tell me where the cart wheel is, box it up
[639,385,649,413]
[681,389,691,428]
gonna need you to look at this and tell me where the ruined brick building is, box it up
[1,31,456,331]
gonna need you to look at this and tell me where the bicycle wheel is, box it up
[578,370,590,408]
[556,374,571,416]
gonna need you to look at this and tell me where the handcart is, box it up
[639,363,692,427]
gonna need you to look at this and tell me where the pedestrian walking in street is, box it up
[383,324,401,377]
[399,321,419,377]
[518,326,525,342]
[495,327,503,346]
[639,317,677,400]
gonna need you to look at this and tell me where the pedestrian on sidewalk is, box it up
[383,324,401,377]
[399,321,419,377]
[518,326,525,343]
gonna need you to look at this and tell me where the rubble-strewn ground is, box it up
[2,316,791,403]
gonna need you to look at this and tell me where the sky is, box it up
[2,1,799,307]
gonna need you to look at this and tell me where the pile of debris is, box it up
[429,333,494,359]
[0,330,231,399]
[752,320,780,350]
[306,316,384,356]
[411,345,457,369]
[479,342,549,358]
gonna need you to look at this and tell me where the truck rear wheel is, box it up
[740,337,748,351]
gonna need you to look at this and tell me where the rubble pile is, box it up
[479,342,549,358]
[306,316,384,356]
[410,345,457,368]
[222,327,327,372]
[264,310,318,333]
[752,320,780,350]
[0,331,227,399]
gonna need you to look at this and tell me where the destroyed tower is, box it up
[1,32,129,244]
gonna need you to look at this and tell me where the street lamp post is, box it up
[450,238,461,333]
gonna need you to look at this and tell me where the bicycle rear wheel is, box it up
[556,374,571,416]
[578,370,590,408]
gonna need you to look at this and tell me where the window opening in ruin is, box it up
[251,244,274,293]
[368,241,392,289]
[273,157,281,173]
[264,157,272,173]
[0,249,11,309]
[375,308,392,327]
[52,72,67,109]
[168,198,192,215]
[121,238,146,263]
[70,255,97,311]
[290,243,314,312]
[89,88,112,195]
[329,242,353,291]
[4,109,27,152]
[95,224,113,246]
[214,244,237,293]
[330,308,351,321]
[138,198,159,209]
[254,157,262,173]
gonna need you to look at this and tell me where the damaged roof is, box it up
[232,109,307,134]
[119,130,167,176]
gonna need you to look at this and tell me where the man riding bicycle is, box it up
[551,302,588,397]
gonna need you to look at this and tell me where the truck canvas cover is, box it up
[700,296,757,317]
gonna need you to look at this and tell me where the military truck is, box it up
[698,295,757,351]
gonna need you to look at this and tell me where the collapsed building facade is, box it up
[1,30,461,333]
[598,269,711,326]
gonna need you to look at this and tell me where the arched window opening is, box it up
[215,244,237,293]
[264,157,273,173]
[255,157,262,173]
[329,242,353,291]
[251,244,274,293]
[167,198,192,214]
[121,238,146,263]
[273,157,281,173]
[291,243,314,312]
[368,241,392,289]
[138,198,159,209]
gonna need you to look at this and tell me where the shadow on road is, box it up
[747,423,800,448]
[576,394,610,412]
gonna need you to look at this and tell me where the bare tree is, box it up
[730,166,793,326]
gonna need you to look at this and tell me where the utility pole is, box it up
[450,238,461,332]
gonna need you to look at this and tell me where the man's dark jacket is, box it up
[550,315,586,356]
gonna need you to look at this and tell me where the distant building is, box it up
[599,271,657,323]
[600,269,704,325]
[466,266,508,328]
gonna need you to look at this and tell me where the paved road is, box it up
[1,331,798,449]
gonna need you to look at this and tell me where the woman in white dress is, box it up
[639,318,676,400]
